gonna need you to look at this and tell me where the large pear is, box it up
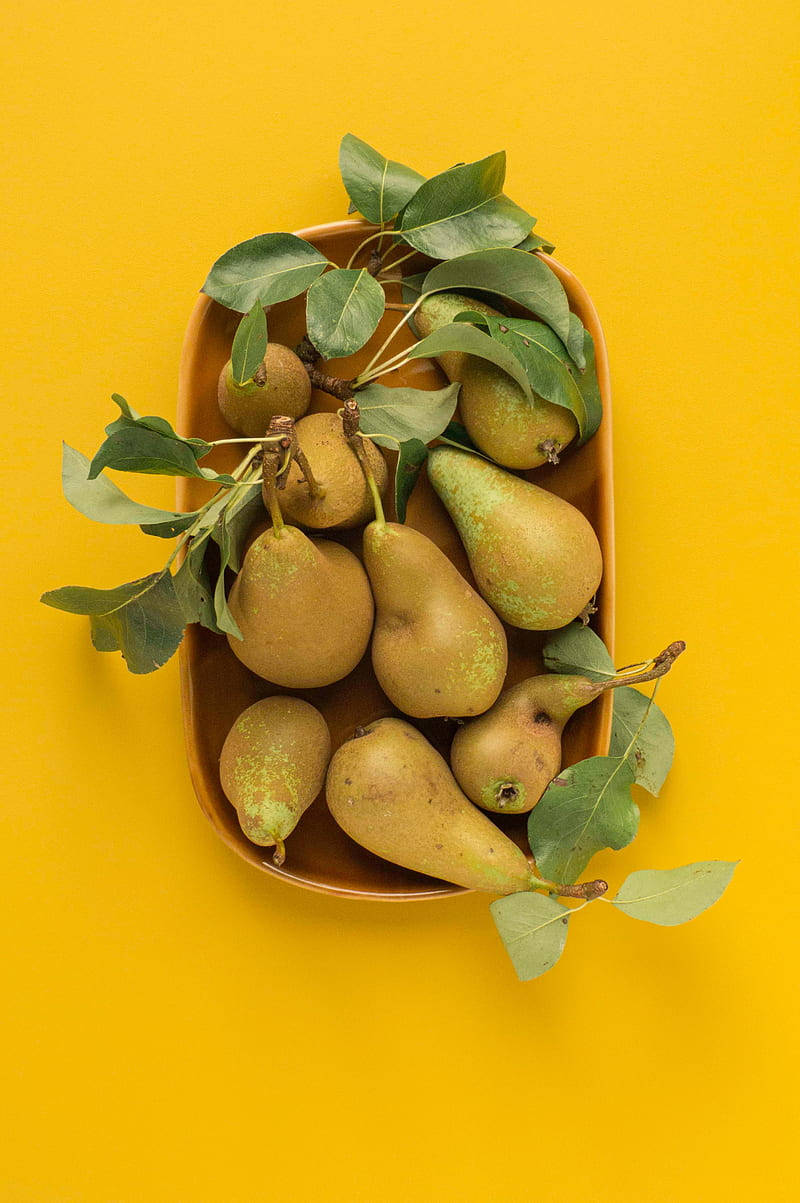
[326,718,536,894]
[363,521,507,718]
[415,292,577,468]
[227,526,373,687]
[427,446,602,630]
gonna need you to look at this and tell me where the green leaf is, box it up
[436,421,491,461]
[398,152,534,259]
[571,318,602,425]
[202,232,328,313]
[609,686,675,797]
[339,134,425,224]
[61,443,199,531]
[423,248,572,344]
[517,231,556,254]
[306,268,385,358]
[173,544,223,633]
[542,622,615,681]
[211,514,242,640]
[564,312,587,373]
[490,892,570,981]
[400,272,428,307]
[407,321,532,398]
[394,439,428,523]
[105,395,211,452]
[41,572,185,674]
[355,382,460,450]
[612,862,737,926]
[528,756,639,883]
[89,427,235,483]
[230,302,268,385]
[455,309,596,439]
[216,482,264,572]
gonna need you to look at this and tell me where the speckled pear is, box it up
[415,292,577,468]
[326,718,537,893]
[218,343,311,437]
[220,696,331,864]
[363,521,507,718]
[451,642,685,813]
[427,445,602,630]
[281,412,388,529]
[227,525,373,687]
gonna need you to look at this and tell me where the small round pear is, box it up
[281,412,388,529]
[220,695,331,864]
[218,343,311,437]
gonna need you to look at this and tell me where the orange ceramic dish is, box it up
[176,221,615,900]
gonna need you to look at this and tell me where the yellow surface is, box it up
[2,1,799,1199]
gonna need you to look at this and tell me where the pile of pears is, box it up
[214,317,671,892]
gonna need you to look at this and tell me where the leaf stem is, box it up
[378,247,418,276]
[345,228,387,269]
[357,293,427,382]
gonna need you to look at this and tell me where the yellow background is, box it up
[3,1,799,1199]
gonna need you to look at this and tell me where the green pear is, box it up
[363,521,507,718]
[451,642,685,813]
[326,718,537,894]
[427,445,602,630]
[227,525,373,688]
[281,412,389,530]
[415,292,577,468]
[220,696,331,864]
[218,343,311,437]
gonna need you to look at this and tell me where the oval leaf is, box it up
[355,382,460,449]
[517,231,556,254]
[339,134,425,223]
[61,443,199,530]
[230,302,268,385]
[41,572,185,675]
[89,427,234,483]
[542,622,616,680]
[202,233,328,313]
[490,892,570,982]
[394,439,428,523]
[609,687,675,797]
[306,268,385,359]
[398,152,534,259]
[423,248,571,344]
[406,321,532,399]
[612,862,738,926]
[528,756,639,884]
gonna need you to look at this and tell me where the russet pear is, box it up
[451,642,685,813]
[415,292,577,468]
[281,412,388,529]
[220,696,331,864]
[218,343,311,437]
[363,521,507,718]
[427,445,602,630]
[326,718,537,894]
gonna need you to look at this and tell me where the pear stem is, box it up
[531,875,609,901]
[262,450,284,535]
[271,836,286,867]
[342,399,385,527]
[597,640,686,693]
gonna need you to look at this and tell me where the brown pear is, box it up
[363,520,507,718]
[280,412,388,529]
[451,642,685,813]
[218,343,311,437]
[326,718,537,893]
[227,525,373,687]
[415,292,578,468]
[220,696,331,864]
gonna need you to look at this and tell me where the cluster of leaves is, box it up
[490,623,737,980]
[202,133,603,510]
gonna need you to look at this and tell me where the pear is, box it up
[220,696,331,864]
[427,445,602,630]
[415,292,577,469]
[451,642,686,813]
[227,525,373,687]
[363,521,507,717]
[281,412,389,530]
[218,343,311,437]
[326,718,537,893]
